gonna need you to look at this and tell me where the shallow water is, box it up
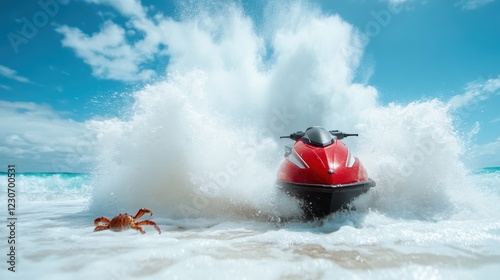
[2,172,499,279]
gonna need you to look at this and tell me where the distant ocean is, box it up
[1,167,499,279]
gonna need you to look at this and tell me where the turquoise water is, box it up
[471,167,500,174]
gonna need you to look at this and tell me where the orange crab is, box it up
[94,208,161,234]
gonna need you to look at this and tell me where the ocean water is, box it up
[2,1,500,279]
[0,169,499,279]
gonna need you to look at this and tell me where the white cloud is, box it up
[0,101,96,172]
[456,0,496,10]
[85,0,146,18]
[448,76,500,168]
[385,0,497,10]
[56,21,154,81]
[382,0,422,8]
[448,75,500,109]
[385,0,412,5]
[55,0,168,81]
[0,84,11,91]
[0,65,32,83]
[469,137,500,167]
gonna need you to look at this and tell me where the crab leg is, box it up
[94,225,109,232]
[130,224,146,234]
[135,220,161,234]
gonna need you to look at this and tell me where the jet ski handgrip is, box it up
[342,133,359,138]
[329,131,358,140]
[280,131,305,140]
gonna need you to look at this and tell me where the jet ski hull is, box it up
[278,179,375,219]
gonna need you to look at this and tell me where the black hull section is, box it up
[278,179,375,219]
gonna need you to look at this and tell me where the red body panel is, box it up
[277,139,368,185]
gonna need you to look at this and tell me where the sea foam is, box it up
[86,1,498,223]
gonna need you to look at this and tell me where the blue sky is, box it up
[1,0,499,171]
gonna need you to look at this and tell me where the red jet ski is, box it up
[277,126,375,219]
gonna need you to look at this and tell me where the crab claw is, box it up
[94,216,110,226]
[133,208,153,220]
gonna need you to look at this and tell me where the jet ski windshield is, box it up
[302,127,335,147]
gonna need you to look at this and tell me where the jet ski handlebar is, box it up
[329,130,358,140]
[280,131,305,140]
[280,130,358,140]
